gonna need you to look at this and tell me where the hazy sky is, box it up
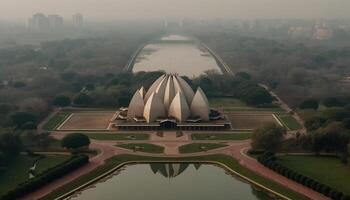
[1,0,350,21]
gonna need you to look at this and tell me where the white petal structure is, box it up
[144,74,165,102]
[143,92,166,123]
[127,90,145,119]
[154,75,168,100]
[163,76,175,111]
[175,75,195,105]
[139,86,146,98]
[168,92,190,122]
[190,87,210,121]
[127,74,210,123]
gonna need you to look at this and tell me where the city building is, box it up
[72,13,84,27]
[28,13,63,30]
[48,15,63,29]
[28,13,49,30]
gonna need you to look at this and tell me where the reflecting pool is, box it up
[133,35,221,77]
[69,163,274,200]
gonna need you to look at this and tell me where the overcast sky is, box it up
[1,0,350,21]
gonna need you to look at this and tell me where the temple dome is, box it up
[128,74,210,123]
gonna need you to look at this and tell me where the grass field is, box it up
[278,155,350,195]
[116,143,164,153]
[0,155,70,196]
[59,112,114,130]
[209,97,246,107]
[42,112,71,131]
[277,115,302,130]
[41,154,308,200]
[227,114,279,130]
[224,107,285,113]
[86,133,149,140]
[191,133,251,140]
[179,143,228,153]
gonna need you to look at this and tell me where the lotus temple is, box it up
[112,74,231,130]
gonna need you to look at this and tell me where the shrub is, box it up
[0,155,88,200]
[73,93,91,106]
[53,95,71,107]
[61,133,90,149]
[10,112,37,128]
[299,99,319,110]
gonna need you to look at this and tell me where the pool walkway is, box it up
[20,131,329,200]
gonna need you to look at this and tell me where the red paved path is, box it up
[20,133,329,200]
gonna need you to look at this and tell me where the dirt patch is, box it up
[227,113,279,130]
[59,112,115,130]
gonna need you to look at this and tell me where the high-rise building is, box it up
[48,15,64,29]
[28,13,49,30]
[28,13,63,30]
[72,13,84,28]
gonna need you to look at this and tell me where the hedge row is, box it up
[257,152,350,200]
[0,155,89,200]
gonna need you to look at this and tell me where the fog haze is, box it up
[1,0,350,21]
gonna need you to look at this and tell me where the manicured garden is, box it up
[42,112,71,131]
[277,115,302,130]
[278,155,350,195]
[116,143,164,153]
[0,155,70,197]
[86,133,149,140]
[178,143,228,153]
[41,154,308,200]
[191,133,251,140]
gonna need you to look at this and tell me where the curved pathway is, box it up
[21,131,329,200]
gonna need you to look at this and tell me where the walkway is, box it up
[259,83,307,134]
[21,131,329,200]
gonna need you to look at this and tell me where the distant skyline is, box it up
[1,0,350,22]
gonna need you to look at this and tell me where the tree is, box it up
[299,99,319,110]
[61,133,90,149]
[323,97,346,108]
[0,133,22,156]
[85,83,95,91]
[73,93,91,106]
[53,95,71,107]
[236,72,252,80]
[11,81,26,88]
[342,118,350,129]
[310,122,350,156]
[251,123,285,152]
[322,108,349,122]
[10,112,37,128]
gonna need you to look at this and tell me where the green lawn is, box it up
[179,143,228,154]
[224,107,285,113]
[42,112,71,131]
[0,155,70,196]
[41,154,308,200]
[278,155,350,195]
[192,133,251,140]
[87,133,149,141]
[209,97,246,107]
[277,115,302,130]
[116,143,164,153]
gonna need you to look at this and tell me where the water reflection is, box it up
[133,35,221,77]
[150,163,200,178]
[69,163,275,200]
